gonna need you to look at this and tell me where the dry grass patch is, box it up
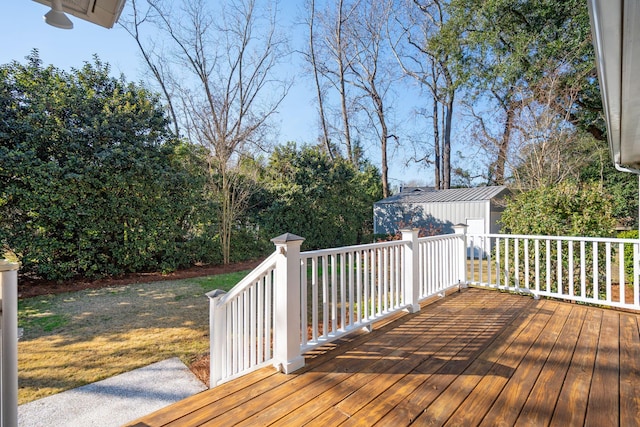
[17,271,249,404]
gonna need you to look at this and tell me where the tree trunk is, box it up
[443,96,453,189]
[309,0,333,159]
[433,97,441,189]
[336,0,353,164]
[495,104,515,185]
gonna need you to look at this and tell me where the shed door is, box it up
[466,218,486,258]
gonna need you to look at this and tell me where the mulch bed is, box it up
[18,259,263,299]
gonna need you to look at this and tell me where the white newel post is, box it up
[401,229,420,312]
[206,288,228,388]
[0,260,19,427]
[271,233,305,374]
[453,224,468,287]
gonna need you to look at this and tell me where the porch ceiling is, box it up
[588,0,640,170]
[125,288,640,426]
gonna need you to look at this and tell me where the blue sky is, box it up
[4,1,431,187]
[4,1,316,144]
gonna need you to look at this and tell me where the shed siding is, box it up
[373,186,510,236]
[374,200,488,235]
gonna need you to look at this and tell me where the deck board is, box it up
[125,288,640,427]
[515,305,585,426]
[620,313,640,427]
[549,308,601,427]
[585,309,620,427]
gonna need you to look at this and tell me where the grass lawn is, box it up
[17,270,249,405]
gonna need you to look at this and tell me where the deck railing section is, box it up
[466,233,640,311]
[208,229,468,386]
[300,239,406,351]
[300,227,467,352]
[209,229,640,387]
[418,232,467,300]
[207,252,278,387]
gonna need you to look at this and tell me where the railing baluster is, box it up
[619,242,625,304]
[580,241,586,299]
[503,238,509,288]
[496,237,501,288]
[265,271,272,361]
[300,259,308,347]
[232,298,238,375]
[357,250,362,323]
[379,247,383,310]
[364,249,370,321]
[479,236,484,285]
[340,253,346,331]
[557,240,563,295]
[250,284,257,366]
[244,290,250,370]
[546,239,551,293]
[606,242,612,303]
[322,255,329,338]
[258,276,265,361]
[348,252,354,327]
[534,239,540,293]
[593,242,599,300]
[635,242,639,306]
[331,254,337,334]
[382,248,391,313]
[470,235,476,284]
[514,238,519,289]
[568,241,574,297]
[487,236,493,288]
[524,238,530,290]
[312,257,318,342]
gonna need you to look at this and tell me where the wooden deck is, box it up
[125,288,640,427]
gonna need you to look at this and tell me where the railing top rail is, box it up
[418,234,461,243]
[301,239,405,257]
[215,251,278,304]
[472,233,640,244]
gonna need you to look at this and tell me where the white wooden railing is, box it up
[207,251,279,386]
[466,233,640,311]
[208,228,466,386]
[299,230,464,352]
[208,228,640,387]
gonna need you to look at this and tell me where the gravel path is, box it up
[18,358,207,427]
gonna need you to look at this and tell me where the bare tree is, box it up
[305,0,362,164]
[306,0,333,159]
[465,85,521,185]
[306,0,400,196]
[345,0,397,197]
[124,0,289,263]
[391,0,457,189]
[119,0,180,136]
[509,69,605,189]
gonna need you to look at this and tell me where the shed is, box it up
[373,186,511,238]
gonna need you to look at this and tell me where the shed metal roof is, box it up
[375,186,509,205]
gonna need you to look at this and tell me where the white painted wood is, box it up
[401,229,420,312]
[0,262,19,427]
[466,234,640,311]
[272,235,305,374]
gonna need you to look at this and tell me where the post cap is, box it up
[271,233,305,244]
[206,289,228,299]
[0,260,20,272]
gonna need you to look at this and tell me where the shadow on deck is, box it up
[125,288,640,426]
